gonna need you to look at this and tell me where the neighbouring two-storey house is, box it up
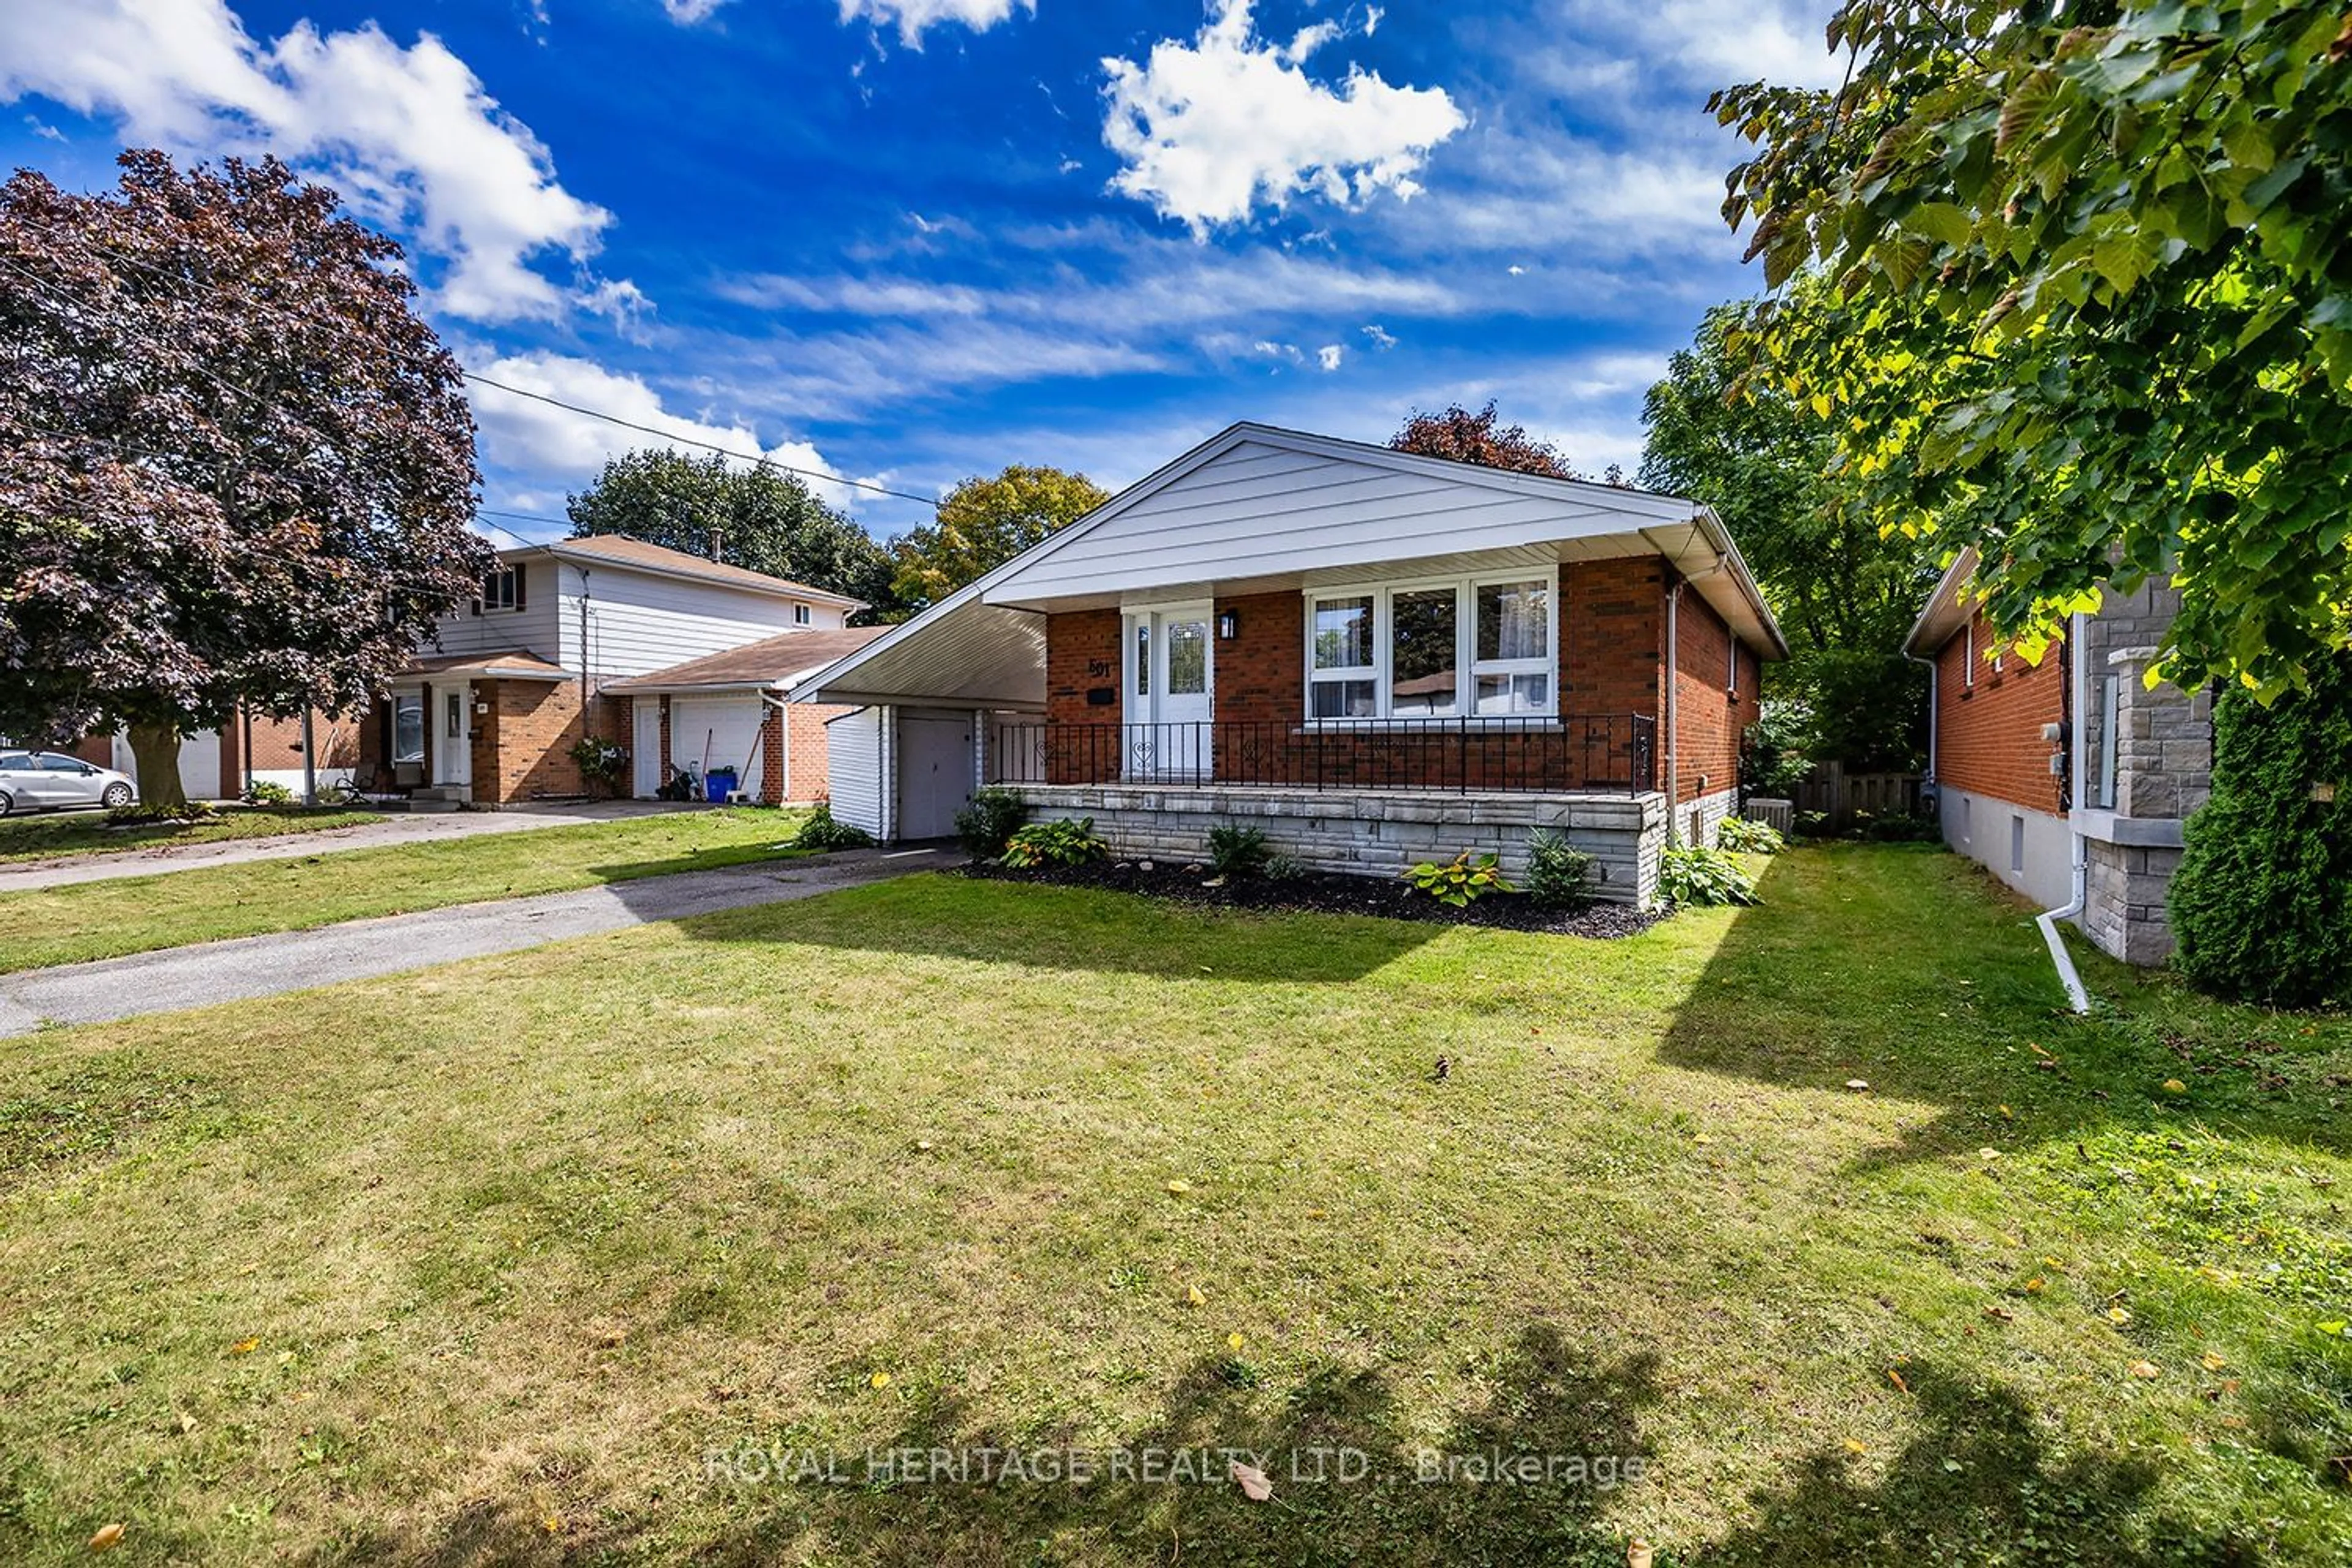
[355,534,872,807]
[793,423,1786,907]
[1905,548,2213,964]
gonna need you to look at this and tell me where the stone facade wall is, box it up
[1011,783,1667,907]
[2073,577,2213,965]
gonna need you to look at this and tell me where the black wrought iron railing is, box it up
[987,715,1657,796]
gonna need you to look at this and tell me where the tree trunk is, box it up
[127,720,187,810]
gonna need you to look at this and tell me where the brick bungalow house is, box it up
[1905,548,2212,964]
[794,423,1785,907]
[355,534,867,807]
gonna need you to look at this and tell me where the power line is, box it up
[21,236,943,511]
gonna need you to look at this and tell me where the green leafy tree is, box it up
[0,151,488,807]
[889,464,1109,611]
[1639,295,1939,769]
[565,450,897,617]
[1714,1,2352,697]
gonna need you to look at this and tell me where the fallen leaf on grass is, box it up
[1842,1439,1868,1456]
[1984,1304,2015,1323]
[869,1371,891,1390]
[1229,1460,1273,1501]
[1845,1080,1871,1093]
[229,1338,259,1356]
[2162,1079,2187,1095]
[2024,1277,2046,1294]
[1228,1332,1246,1352]
[2128,1360,2160,1379]
[2107,1307,2133,1326]
[1888,1368,1910,1395]
[89,1523,124,1552]
[1188,1284,1206,1307]
[1165,1180,1191,1196]
[2201,1352,2228,1371]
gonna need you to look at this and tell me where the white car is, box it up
[0,750,139,815]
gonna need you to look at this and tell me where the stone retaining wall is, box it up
[1007,784,1667,907]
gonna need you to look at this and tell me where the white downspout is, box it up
[2035,610,2092,1014]
[1664,582,1681,842]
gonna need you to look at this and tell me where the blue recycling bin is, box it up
[705,767,737,802]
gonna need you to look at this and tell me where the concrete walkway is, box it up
[0,801,717,894]
[0,846,950,1037]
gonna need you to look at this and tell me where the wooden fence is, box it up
[1792,763,1926,830]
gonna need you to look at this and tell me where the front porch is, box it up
[1006,777,1668,907]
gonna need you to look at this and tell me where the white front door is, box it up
[1124,605,1212,779]
[633,699,662,798]
[431,683,472,788]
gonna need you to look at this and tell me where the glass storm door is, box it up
[1125,607,1211,779]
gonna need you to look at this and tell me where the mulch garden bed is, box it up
[960,857,1664,938]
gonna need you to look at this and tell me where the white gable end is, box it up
[983,434,1694,609]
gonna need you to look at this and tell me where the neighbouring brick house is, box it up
[354,535,866,807]
[603,626,886,804]
[67,708,366,802]
[1905,548,2214,964]
[797,423,1785,907]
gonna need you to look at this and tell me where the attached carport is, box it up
[789,596,1048,842]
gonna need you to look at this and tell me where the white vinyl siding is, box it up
[827,707,886,836]
[565,570,829,677]
[995,440,1683,604]
[429,559,561,658]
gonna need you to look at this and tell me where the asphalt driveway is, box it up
[0,846,948,1036]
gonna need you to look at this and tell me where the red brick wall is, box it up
[1670,587,1759,803]
[785,702,849,802]
[239,710,361,774]
[475,680,596,804]
[1933,608,2065,813]
[1035,565,1691,793]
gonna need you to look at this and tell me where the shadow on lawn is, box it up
[669,872,1442,984]
[674,1338,2228,1567]
[1655,845,2351,1168]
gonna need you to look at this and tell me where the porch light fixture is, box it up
[1216,608,1239,640]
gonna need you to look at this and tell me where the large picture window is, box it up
[1305,572,1556,722]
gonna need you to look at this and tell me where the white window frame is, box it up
[1963,618,1977,688]
[1300,568,1559,726]
[1727,635,1740,696]
[793,603,812,626]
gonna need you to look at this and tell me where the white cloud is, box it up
[1361,323,1396,350]
[1316,344,1343,371]
[837,0,1035,45]
[0,1,622,322]
[1101,0,1466,235]
[663,0,729,21]
[468,350,863,509]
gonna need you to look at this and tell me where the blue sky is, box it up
[0,1,1844,546]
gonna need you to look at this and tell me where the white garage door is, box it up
[671,696,764,800]
[897,713,973,841]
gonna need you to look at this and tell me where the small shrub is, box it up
[1523,829,1594,909]
[106,800,217,827]
[793,804,875,851]
[1403,851,1512,908]
[954,788,1028,859]
[1000,817,1109,869]
[1657,843,1758,908]
[1262,852,1307,883]
[1857,809,1939,843]
[1716,815,1785,854]
[239,780,297,807]
[567,736,630,796]
[1205,823,1271,877]
[1793,809,1830,839]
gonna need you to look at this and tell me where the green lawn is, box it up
[0,807,809,972]
[1,846,2346,1564]
[0,805,386,864]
